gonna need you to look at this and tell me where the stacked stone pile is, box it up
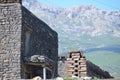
[66,51,87,77]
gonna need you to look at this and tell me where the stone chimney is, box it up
[0,0,22,4]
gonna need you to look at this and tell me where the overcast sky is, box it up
[37,0,120,10]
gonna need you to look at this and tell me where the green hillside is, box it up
[85,51,120,78]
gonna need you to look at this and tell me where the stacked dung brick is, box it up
[66,51,87,77]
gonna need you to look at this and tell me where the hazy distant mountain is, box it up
[22,0,120,78]
[23,0,120,54]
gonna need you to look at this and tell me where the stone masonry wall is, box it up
[0,0,21,4]
[66,51,87,77]
[0,3,22,80]
[21,6,58,78]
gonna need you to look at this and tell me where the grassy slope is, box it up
[85,51,120,78]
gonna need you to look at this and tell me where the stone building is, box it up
[0,0,58,80]
[66,51,87,77]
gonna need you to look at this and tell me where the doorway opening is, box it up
[23,64,52,79]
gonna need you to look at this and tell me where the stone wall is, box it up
[21,6,58,78]
[66,51,87,77]
[0,3,58,79]
[0,0,21,4]
[0,3,22,80]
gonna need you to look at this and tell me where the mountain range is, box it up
[22,0,120,78]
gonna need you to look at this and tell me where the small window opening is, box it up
[75,70,78,72]
[75,74,78,76]
[75,65,78,67]
[75,60,78,63]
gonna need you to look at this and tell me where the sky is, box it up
[37,0,120,10]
